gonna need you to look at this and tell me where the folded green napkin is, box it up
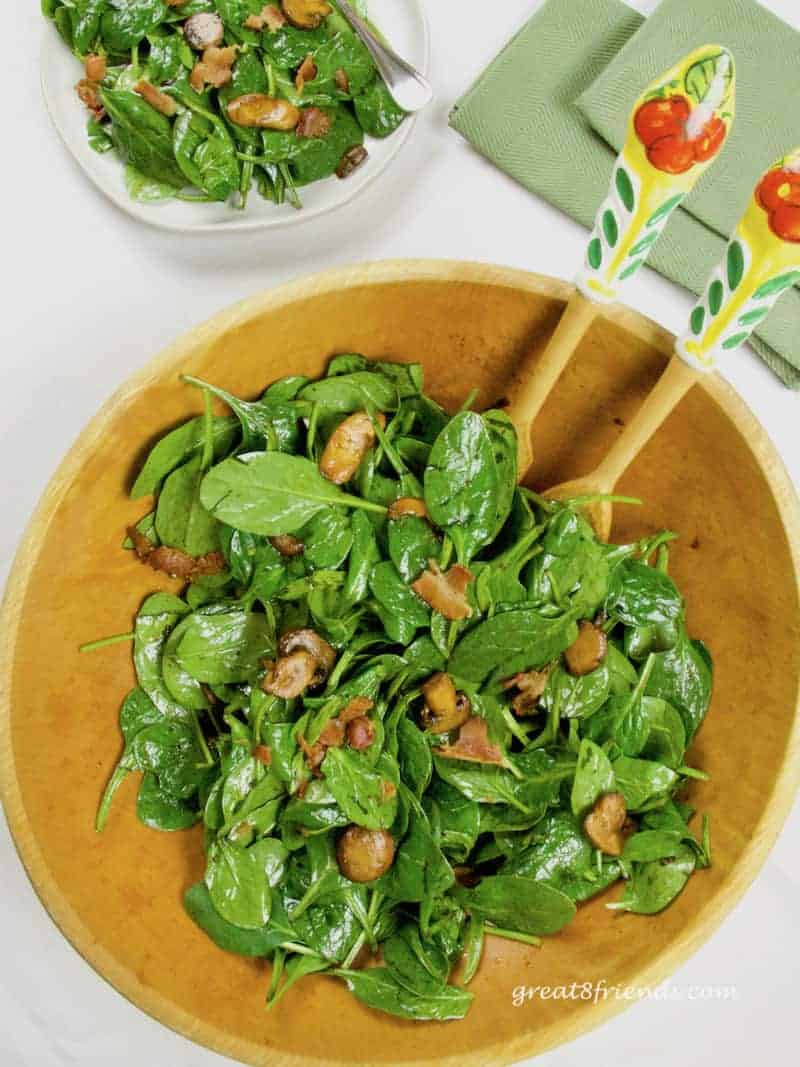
[449,0,800,387]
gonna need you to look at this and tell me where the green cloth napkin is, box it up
[449,0,800,387]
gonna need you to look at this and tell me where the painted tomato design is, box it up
[634,95,727,174]
[756,167,800,242]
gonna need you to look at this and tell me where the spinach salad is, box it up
[43,1,406,208]
[92,355,713,1021]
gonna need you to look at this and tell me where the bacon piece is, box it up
[85,54,106,83]
[411,560,473,620]
[319,718,346,748]
[263,4,287,29]
[346,716,375,750]
[434,716,506,766]
[76,79,105,120]
[502,668,551,716]
[253,744,272,766]
[334,68,349,93]
[296,106,332,139]
[135,79,177,117]
[339,696,374,724]
[127,526,225,581]
[191,45,238,91]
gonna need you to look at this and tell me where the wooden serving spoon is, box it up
[507,45,736,473]
[545,147,800,541]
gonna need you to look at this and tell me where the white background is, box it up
[1,1,797,1064]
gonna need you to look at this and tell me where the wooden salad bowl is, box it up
[1,261,799,1066]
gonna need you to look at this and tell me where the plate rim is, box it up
[1,259,799,1067]
[39,3,430,235]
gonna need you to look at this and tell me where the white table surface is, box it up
[1,1,797,1064]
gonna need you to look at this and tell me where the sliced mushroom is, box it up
[336,144,368,179]
[334,68,349,93]
[227,93,300,129]
[420,672,471,733]
[262,649,319,698]
[281,0,332,30]
[502,668,551,716]
[85,53,107,83]
[411,560,473,620]
[346,716,375,750]
[295,54,317,94]
[135,79,177,117]
[583,792,628,856]
[269,533,305,557]
[127,526,225,581]
[387,497,428,520]
[336,826,395,883]
[184,12,224,50]
[565,620,608,676]
[279,628,336,680]
[434,716,506,766]
[319,411,383,485]
[191,45,238,91]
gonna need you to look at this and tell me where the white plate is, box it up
[40,1,429,234]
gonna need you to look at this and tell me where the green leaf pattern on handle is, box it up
[578,162,643,301]
[675,235,800,371]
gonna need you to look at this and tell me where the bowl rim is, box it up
[38,0,430,236]
[1,259,799,1067]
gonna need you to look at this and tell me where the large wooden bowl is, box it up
[1,261,799,1066]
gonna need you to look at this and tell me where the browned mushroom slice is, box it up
[411,560,474,620]
[319,717,346,748]
[227,92,300,129]
[269,534,305,557]
[279,628,336,678]
[502,668,551,716]
[336,144,368,179]
[565,620,608,676]
[295,54,318,94]
[336,826,395,883]
[387,497,428,520]
[281,0,332,30]
[135,79,177,117]
[583,792,628,856]
[262,649,319,698]
[244,12,265,29]
[334,67,349,93]
[434,716,506,767]
[127,528,225,581]
[420,672,470,733]
[85,53,107,83]
[319,411,383,485]
[184,12,224,50]
[345,716,375,750]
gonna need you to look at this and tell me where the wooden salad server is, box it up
[507,45,736,473]
[545,147,800,540]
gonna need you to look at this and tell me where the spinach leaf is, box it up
[131,415,237,499]
[200,452,386,535]
[137,772,198,830]
[449,607,578,685]
[645,628,713,741]
[299,370,398,415]
[101,0,167,52]
[172,609,274,684]
[424,412,499,563]
[155,456,220,555]
[388,515,440,583]
[369,561,430,643]
[570,738,615,816]
[101,88,184,188]
[611,756,678,812]
[322,747,398,830]
[336,968,473,1021]
[454,875,576,935]
[184,881,292,956]
[205,838,281,929]
[609,843,696,914]
[354,77,407,137]
[606,559,684,627]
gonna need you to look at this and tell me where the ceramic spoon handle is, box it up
[595,148,800,490]
[510,45,736,473]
